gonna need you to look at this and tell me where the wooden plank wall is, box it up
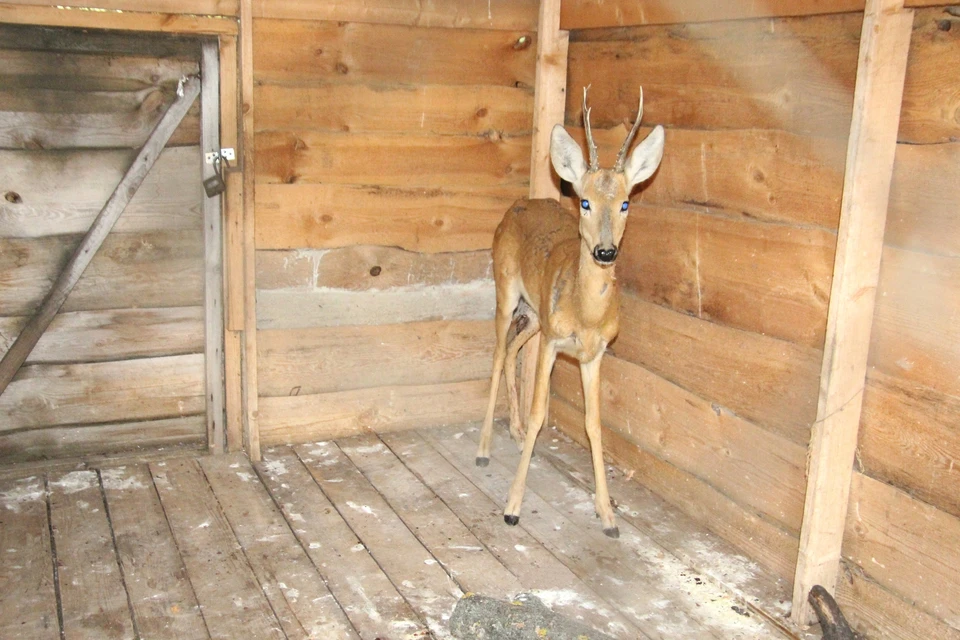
[0,27,207,461]
[553,4,960,638]
[251,0,539,445]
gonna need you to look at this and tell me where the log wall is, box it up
[551,4,960,638]
[0,26,207,461]
[251,0,538,444]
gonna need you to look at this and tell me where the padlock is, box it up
[203,173,226,197]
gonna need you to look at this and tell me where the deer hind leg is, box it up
[504,299,539,449]
[581,354,618,538]
[504,335,557,525]
[476,287,520,467]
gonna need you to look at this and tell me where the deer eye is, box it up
[621,201,629,212]
[580,199,590,211]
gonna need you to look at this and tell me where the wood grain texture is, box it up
[0,476,58,639]
[48,470,134,640]
[899,8,960,144]
[256,447,428,639]
[546,394,801,583]
[611,293,822,446]
[887,141,960,257]
[567,13,860,137]
[255,246,492,291]
[294,441,463,638]
[258,320,493,397]
[836,563,960,640]
[858,370,960,520]
[251,0,538,29]
[844,472,960,629]
[0,3,237,34]
[0,146,203,239]
[551,354,806,535]
[619,204,834,348]
[793,2,914,621]
[150,459,283,639]
[868,245,960,397]
[256,279,494,330]
[380,429,642,637]
[575,124,846,229]
[255,83,533,136]
[0,354,205,431]
[100,464,207,640]
[199,453,359,639]
[340,435,525,599]
[255,183,513,253]
[259,379,505,446]
[0,230,204,316]
[0,416,205,464]
[253,19,535,87]
[0,307,203,364]
[2,0,238,15]
[560,0,866,29]
[255,130,530,189]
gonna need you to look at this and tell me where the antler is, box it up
[582,86,599,172]
[614,87,645,172]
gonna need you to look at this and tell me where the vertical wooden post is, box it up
[201,41,226,454]
[240,0,261,461]
[791,0,913,624]
[521,0,569,419]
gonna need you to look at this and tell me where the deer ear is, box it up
[550,124,588,192]
[624,125,665,189]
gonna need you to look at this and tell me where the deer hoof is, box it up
[475,457,490,467]
[504,514,520,526]
[603,526,620,539]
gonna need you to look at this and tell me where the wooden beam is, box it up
[521,0,568,421]
[201,41,226,454]
[0,3,237,34]
[239,0,260,461]
[791,0,914,625]
[0,76,201,398]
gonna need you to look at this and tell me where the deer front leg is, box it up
[581,354,618,538]
[503,336,557,525]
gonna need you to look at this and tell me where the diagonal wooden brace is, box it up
[0,75,202,398]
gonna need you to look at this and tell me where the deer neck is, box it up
[575,244,619,327]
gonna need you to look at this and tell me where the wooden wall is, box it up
[250,0,539,445]
[551,5,960,638]
[0,26,207,461]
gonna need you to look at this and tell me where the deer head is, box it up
[549,87,665,265]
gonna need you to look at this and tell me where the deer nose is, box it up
[593,246,618,264]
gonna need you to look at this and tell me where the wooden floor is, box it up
[0,423,813,640]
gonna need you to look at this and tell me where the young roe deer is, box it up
[476,88,665,538]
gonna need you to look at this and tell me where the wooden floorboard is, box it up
[0,475,59,639]
[0,425,800,640]
[101,464,208,640]
[256,446,430,639]
[149,459,284,640]
[340,433,526,599]
[381,429,646,638]
[49,470,135,640]
[294,440,463,639]
[199,453,358,639]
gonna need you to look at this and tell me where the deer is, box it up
[475,87,665,539]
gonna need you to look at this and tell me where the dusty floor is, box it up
[0,423,813,639]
